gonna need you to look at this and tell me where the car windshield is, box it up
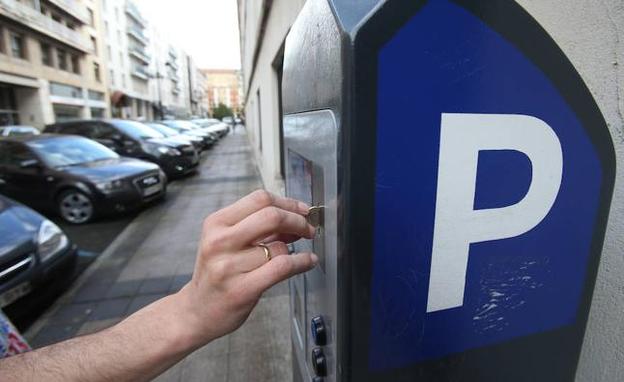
[147,123,179,137]
[28,136,119,167]
[111,120,164,140]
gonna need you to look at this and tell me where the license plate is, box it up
[143,184,162,197]
[0,282,31,308]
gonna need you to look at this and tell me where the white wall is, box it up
[513,1,624,380]
[239,0,305,193]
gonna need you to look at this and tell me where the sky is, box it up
[135,0,241,70]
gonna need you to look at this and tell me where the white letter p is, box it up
[426,113,563,313]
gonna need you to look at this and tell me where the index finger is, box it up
[211,190,310,225]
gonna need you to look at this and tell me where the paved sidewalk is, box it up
[26,130,292,381]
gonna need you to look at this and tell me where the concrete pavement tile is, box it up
[138,276,173,295]
[127,293,167,315]
[105,280,142,299]
[72,281,113,303]
[76,318,120,336]
[90,297,132,321]
[227,344,283,382]
[177,352,228,382]
[31,323,80,348]
[48,302,95,325]
[170,274,192,293]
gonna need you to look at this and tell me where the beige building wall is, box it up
[0,0,109,128]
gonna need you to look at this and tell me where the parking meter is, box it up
[283,1,615,381]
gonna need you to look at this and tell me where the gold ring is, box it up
[258,243,271,262]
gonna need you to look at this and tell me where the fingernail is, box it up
[310,253,319,265]
[299,202,310,213]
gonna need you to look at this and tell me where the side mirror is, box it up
[20,159,40,169]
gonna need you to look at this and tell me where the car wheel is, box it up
[58,189,94,224]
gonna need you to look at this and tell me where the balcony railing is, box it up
[47,0,90,24]
[125,1,147,26]
[0,0,89,52]
[129,47,150,64]
[126,25,148,45]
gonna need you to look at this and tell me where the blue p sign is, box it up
[366,0,615,373]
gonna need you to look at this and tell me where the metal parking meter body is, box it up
[282,1,615,381]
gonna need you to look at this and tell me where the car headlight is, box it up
[95,179,124,193]
[157,146,181,156]
[38,220,69,262]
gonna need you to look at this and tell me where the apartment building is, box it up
[0,0,109,128]
[102,0,152,120]
[202,68,242,116]
[187,55,207,117]
[148,26,191,119]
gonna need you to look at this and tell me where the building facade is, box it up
[102,0,152,120]
[202,68,243,116]
[147,27,191,120]
[237,0,624,380]
[0,0,109,128]
[237,0,304,193]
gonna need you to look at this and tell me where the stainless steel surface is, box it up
[285,110,338,382]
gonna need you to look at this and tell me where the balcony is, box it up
[172,86,181,95]
[0,0,90,52]
[170,72,180,83]
[125,1,147,27]
[47,0,90,24]
[131,65,149,81]
[129,47,150,64]
[126,25,148,45]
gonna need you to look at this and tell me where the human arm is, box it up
[0,190,318,381]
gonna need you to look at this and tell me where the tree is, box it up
[212,103,234,120]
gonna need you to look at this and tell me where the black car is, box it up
[0,134,166,224]
[44,119,199,178]
[145,122,207,151]
[0,195,77,309]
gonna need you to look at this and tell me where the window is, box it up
[71,55,80,74]
[88,8,95,27]
[107,45,111,59]
[90,36,97,54]
[9,32,26,59]
[52,14,62,24]
[0,26,5,54]
[50,82,82,98]
[57,49,67,70]
[0,142,35,167]
[88,90,105,101]
[67,23,75,31]
[93,62,101,82]
[104,21,109,36]
[40,42,52,66]
[109,69,115,86]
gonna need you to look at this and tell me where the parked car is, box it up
[44,119,199,178]
[0,126,40,137]
[158,120,217,147]
[188,119,229,138]
[0,195,78,308]
[0,134,166,224]
[145,122,207,151]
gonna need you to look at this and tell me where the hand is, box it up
[176,190,318,347]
